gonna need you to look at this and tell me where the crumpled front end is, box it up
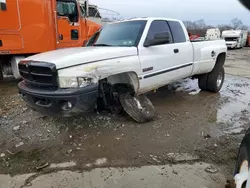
[18,61,99,116]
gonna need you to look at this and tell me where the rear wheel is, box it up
[198,66,225,93]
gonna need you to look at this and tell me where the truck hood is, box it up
[24,47,138,69]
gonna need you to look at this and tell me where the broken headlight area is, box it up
[59,77,94,88]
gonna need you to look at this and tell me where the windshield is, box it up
[224,37,239,41]
[87,20,147,47]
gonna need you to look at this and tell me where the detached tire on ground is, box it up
[198,66,225,93]
[119,93,155,123]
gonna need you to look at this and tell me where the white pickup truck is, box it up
[18,17,227,122]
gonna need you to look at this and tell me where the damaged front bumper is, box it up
[18,81,99,116]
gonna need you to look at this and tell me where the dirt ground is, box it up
[1,48,250,187]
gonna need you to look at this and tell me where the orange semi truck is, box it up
[0,0,101,80]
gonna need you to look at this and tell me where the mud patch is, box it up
[0,73,250,177]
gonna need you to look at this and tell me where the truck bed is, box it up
[191,39,227,75]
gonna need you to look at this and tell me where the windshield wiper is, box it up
[93,44,113,46]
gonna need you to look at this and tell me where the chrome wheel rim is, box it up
[217,72,223,88]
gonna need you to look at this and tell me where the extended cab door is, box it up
[56,0,81,48]
[139,20,193,93]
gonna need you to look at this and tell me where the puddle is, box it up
[216,75,250,134]
[170,75,250,135]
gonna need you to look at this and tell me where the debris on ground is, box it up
[167,153,200,163]
[67,149,73,154]
[21,120,27,124]
[0,153,5,158]
[95,158,107,165]
[13,126,20,131]
[204,134,211,139]
[173,170,178,175]
[49,162,76,169]
[150,155,161,163]
[205,166,219,174]
[36,163,49,171]
[15,142,24,148]
[7,150,14,155]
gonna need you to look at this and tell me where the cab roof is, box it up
[124,17,181,22]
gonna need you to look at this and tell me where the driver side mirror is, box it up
[144,32,171,47]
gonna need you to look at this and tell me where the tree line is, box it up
[183,18,249,36]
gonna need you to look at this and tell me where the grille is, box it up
[19,61,58,88]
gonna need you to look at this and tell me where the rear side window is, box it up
[146,20,173,43]
[168,21,186,43]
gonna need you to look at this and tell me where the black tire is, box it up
[198,74,208,91]
[119,93,155,123]
[235,144,250,174]
[0,70,3,81]
[206,66,225,93]
[198,66,225,93]
[0,63,3,81]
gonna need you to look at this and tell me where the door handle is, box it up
[174,49,179,53]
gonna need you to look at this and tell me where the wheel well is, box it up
[216,53,226,67]
[106,72,140,93]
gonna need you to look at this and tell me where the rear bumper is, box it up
[18,81,99,117]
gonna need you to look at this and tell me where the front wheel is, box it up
[119,93,155,123]
[198,66,225,93]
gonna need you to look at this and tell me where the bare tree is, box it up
[240,25,249,31]
[184,18,250,36]
[196,19,206,30]
[183,21,196,30]
[231,18,243,29]
[217,24,233,31]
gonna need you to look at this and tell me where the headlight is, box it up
[78,77,93,88]
[59,77,94,88]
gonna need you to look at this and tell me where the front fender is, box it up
[57,55,141,87]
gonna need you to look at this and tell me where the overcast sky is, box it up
[91,0,250,26]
